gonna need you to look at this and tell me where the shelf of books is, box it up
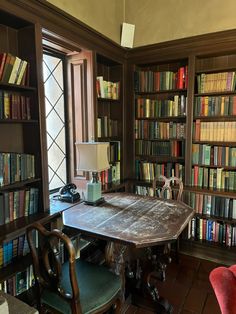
[96,54,124,190]
[133,61,188,196]
[183,54,236,254]
[0,9,47,299]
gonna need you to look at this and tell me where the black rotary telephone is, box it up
[58,183,80,203]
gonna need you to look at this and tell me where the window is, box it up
[43,51,68,191]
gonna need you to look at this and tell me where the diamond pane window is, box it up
[43,52,67,191]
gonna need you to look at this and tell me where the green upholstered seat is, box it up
[41,259,122,314]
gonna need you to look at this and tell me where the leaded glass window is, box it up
[43,52,67,191]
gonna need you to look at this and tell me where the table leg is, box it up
[105,242,127,299]
[126,246,173,314]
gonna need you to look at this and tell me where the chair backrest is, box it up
[26,222,81,313]
[152,175,183,201]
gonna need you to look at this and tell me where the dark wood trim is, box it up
[3,0,126,63]
[128,29,236,64]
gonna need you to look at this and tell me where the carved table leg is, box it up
[105,242,127,300]
[126,245,173,314]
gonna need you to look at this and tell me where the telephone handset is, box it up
[58,183,80,203]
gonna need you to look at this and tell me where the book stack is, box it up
[187,191,236,220]
[193,120,236,142]
[192,166,236,190]
[135,160,184,181]
[0,265,34,296]
[0,53,29,86]
[189,217,236,247]
[197,72,236,93]
[0,153,35,186]
[0,187,39,225]
[100,162,120,184]
[96,76,120,99]
[194,95,236,116]
[136,95,187,118]
[0,90,31,120]
[134,65,188,92]
[192,144,236,167]
[97,116,118,137]
[135,120,186,140]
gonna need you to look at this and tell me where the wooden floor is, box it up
[124,254,221,314]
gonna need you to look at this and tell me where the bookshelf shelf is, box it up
[192,164,236,170]
[195,213,236,225]
[0,178,41,192]
[184,186,236,198]
[0,83,36,92]
[194,91,236,97]
[135,155,185,162]
[97,97,120,102]
[0,254,32,282]
[135,138,185,142]
[135,116,186,122]
[193,116,236,121]
[192,140,236,146]
[135,89,187,95]
[0,119,38,124]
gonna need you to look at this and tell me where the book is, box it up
[0,52,7,81]
[15,60,28,85]
[8,56,22,84]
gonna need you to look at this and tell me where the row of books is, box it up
[193,120,236,142]
[100,162,120,184]
[0,187,39,225]
[97,116,118,138]
[135,139,185,157]
[0,53,29,86]
[192,166,236,190]
[187,191,236,219]
[108,141,120,162]
[0,234,32,268]
[0,152,35,186]
[134,66,188,92]
[0,90,31,120]
[189,217,236,247]
[135,95,187,118]
[96,76,120,99]
[197,72,236,93]
[194,95,236,117]
[135,185,179,200]
[192,144,236,167]
[0,266,34,296]
[135,120,186,140]
[135,161,184,181]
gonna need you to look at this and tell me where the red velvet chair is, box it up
[209,265,236,314]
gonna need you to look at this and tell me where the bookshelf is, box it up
[183,54,236,253]
[127,42,236,264]
[95,53,124,191]
[132,61,188,197]
[0,8,49,296]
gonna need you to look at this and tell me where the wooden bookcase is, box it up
[95,53,125,192]
[182,53,236,263]
[131,60,188,197]
[0,9,51,296]
[127,42,236,265]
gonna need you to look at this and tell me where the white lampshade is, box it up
[75,142,110,172]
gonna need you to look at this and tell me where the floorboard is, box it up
[124,254,221,314]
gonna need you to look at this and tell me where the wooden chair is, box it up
[152,175,184,273]
[26,222,122,314]
[152,175,183,202]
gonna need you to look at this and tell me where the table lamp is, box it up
[75,142,110,205]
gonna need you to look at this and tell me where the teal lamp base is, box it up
[85,172,105,206]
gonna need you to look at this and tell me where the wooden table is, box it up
[63,192,194,248]
[63,193,194,313]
